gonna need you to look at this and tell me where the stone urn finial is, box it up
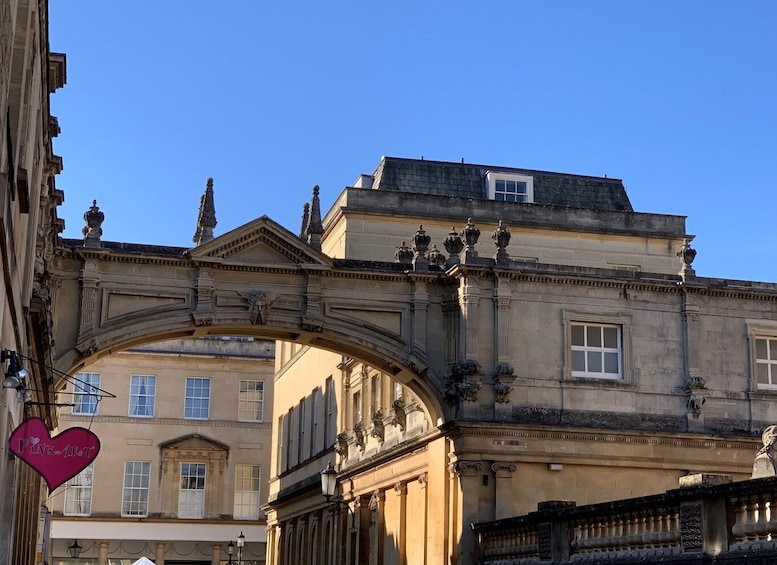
[412,225,431,271]
[443,227,464,267]
[428,244,446,269]
[394,242,413,265]
[492,220,511,265]
[460,218,480,264]
[677,237,697,280]
[82,200,104,248]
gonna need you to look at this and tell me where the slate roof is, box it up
[370,156,633,212]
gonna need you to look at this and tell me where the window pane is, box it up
[572,350,586,372]
[770,339,777,360]
[587,351,602,373]
[756,339,768,360]
[495,179,505,191]
[73,373,100,415]
[130,375,156,417]
[603,327,618,349]
[758,364,770,385]
[571,325,585,346]
[604,352,619,374]
[587,326,602,347]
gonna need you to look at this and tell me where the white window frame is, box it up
[238,379,264,422]
[755,337,777,389]
[233,464,261,520]
[178,462,206,519]
[72,372,100,415]
[184,377,211,420]
[564,311,632,382]
[122,461,151,517]
[64,463,94,516]
[129,375,156,418]
[486,171,534,203]
[747,321,777,391]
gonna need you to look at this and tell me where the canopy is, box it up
[131,558,156,565]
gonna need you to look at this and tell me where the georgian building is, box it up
[49,337,274,565]
[264,156,775,564]
[0,1,65,564]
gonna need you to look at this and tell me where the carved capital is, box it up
[448,460,484,478]
[394,482,407,496]
[491,462,517,478]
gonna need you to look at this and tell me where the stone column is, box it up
[97,540,109,565]
[491,463,517,519]
[155,541,166,565]
[394,482,408,565]
[210,542,221,565]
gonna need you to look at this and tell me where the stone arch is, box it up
[52,216,448,423]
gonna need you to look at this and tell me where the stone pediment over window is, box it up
[160,433,229,454]
[187,215,333,267]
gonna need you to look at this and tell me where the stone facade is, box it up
[263,157,775,565]
[0,1,65,564]
[48,337,274,565]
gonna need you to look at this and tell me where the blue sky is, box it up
[49,2,776,281]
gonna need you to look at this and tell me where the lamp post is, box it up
[227,540,234,565]
[237,531,245,565]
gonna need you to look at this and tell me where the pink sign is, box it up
[9,417,101,491]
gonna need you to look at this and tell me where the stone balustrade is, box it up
[473,475,777,564]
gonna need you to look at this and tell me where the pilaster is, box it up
[394,481,408,565]
[491,462,517,519]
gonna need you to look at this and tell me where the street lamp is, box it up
[321,461,338,502]
[237,531,245,565]
[320,461,353,514]
[227,540,234,565]
[68,540,83,558]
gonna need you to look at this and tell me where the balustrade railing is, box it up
[473,474,777,564]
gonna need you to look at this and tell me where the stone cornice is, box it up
[59,414,272,430]
[447,422,756,451]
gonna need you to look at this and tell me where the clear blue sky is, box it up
[49,1,776,281]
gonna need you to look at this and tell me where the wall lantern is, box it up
[320,461,352,514]
[68,539,83,558]
[321,461,338,501]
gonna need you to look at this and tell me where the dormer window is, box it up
[486,171,534,203]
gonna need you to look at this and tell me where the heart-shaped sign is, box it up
[9,417,101,491]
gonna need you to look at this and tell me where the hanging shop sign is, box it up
[9,417,101,490]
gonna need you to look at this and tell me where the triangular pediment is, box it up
[187,215,333,267]
[159,434,229,452]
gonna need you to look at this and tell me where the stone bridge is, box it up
[50,216,448,420]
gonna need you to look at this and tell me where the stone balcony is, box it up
[472,474,777,564]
